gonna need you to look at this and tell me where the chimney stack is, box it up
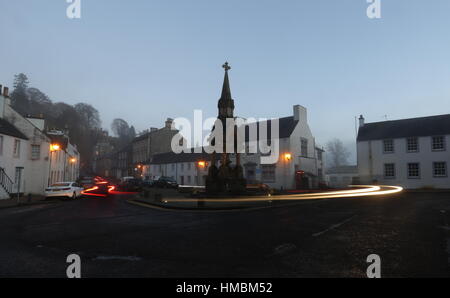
[359,115,365,128]
[165,118,174,129]
[0,85,2,95]
[293,105,307,123]
[3,87,9,97]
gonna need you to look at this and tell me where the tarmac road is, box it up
[0,191,449,277]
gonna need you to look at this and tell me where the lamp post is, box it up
[283,153,292,190]
[48,144,61,186]
[197,161,207,186]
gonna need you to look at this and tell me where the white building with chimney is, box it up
[357,114,450,189]
[148,106,325,190]
[0,85,80,199]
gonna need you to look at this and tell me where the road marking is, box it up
[312,215,356,237]
[273,243,297,256]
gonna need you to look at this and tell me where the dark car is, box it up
[120,178,143,192]
[142,179,155,188]
[154,176,178,189]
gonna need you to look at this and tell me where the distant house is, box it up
[326,165,358,188]
[357,114,450,189]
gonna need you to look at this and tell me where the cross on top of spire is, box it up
[222,62,231,72]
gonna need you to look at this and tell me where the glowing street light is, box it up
[283,153,292,161]
[50,144,61,152]
[70,158,77,163]
[197,161,207,168]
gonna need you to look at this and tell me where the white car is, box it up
[45,182,84,199]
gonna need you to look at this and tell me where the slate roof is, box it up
[243,116,298,141]
[149,116,299,164]
[151,149,211,165]
[357,114,450,142]
[0,118,28,140]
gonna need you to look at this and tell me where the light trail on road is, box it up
[162,185,403,203]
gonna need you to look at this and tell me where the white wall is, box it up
[0,134,28,199]
[357,135,450,189]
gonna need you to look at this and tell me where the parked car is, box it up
[142,179,155,188]
[154,176,178,189]
[45,182,84,199]
[79,176,94,189]
[120,178,143,192]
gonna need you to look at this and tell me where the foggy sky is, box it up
[1,0,450,164]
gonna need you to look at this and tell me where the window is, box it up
[187,176,191,184]
[188,163,191,170]
[13,139,20,158]
[383,139,394,153]
[0,136,3,155]
[432,136,445,151]
[261,165,276,182]
[181,163,184,171]
[31,144,41,160]
[433,162,447,177]
[171,164,175,171]
[384,163,395,178]
[317,150,323,161]
[406,137,418,152]
[407,163,420,179]
[301,138,308,157]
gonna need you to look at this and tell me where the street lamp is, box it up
[48,144,61,186]
[283,153,292,161]
[50,144,61,152]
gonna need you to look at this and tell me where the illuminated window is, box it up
[407,163,420,179]
[406,138,418,152]
[432,136,445,151]
[384,163,395,178]
[383,140,394,153]
[433,162,447,177]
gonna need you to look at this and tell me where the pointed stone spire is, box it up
[218,62,235,117]
[220,62,232,100]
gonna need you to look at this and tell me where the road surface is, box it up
[0,192,449,277]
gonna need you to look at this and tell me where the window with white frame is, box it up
[384,163,395,178]
[13,139,20,158]
[433,162,447,177]
[383,139,394,153]
[432,136,445,151]
[31,144,41,160]
[300,138,308,157]
[407,163,420,178]
[181,163,184,171]
[261,165,276,182]
[406,137,418,152]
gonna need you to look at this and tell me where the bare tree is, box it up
[326,138,350,168]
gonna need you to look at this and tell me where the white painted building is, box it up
[0,117,28,199]
[148,105,325,190]
[0,85,80,199]
[357,114,450,189]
